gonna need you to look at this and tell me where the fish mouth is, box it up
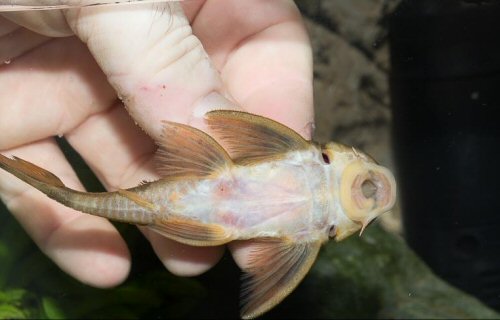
[352,168,395,211]
[340,160,397,225]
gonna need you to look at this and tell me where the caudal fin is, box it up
[0,154,65,188]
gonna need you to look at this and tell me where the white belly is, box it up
[159,150,329,241]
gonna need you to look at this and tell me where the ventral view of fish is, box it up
[0,110,397,319]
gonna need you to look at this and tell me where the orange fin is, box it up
[0,154,65,188]
[149,217,233,246]
[117,189,157,211]
[205,110,311,164]
[155,121,232,179]
[240,238,321,319]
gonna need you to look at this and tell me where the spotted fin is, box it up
[149,217,233,246]
[240,238,321,319]
[155,121,232,179]
[205,110,311,164]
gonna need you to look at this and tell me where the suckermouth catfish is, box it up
[0,110,396,319]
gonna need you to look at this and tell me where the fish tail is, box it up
[0,154,154,224]
[0,153,76,211]
[0,154,66,191]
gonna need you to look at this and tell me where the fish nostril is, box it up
[361,179,377,199]
[328,225,337,239]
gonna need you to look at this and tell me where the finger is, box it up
[0,35,115,150]
[0,15,18,36]
[1,5,73,37]
[141,226,225,277]
[64,102,157,190]
[0,139,130,287]
[189,0,314,137]
[0,19,51,64]
[64,2,240,141]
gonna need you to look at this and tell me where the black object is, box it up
[389,0,500,310]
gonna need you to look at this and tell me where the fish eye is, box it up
[321,152,330,164]
[328,225,337,238]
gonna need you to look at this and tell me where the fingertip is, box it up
[44,215,131,288]
[145,229,224,277]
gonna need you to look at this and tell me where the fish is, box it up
[0,110,397,319]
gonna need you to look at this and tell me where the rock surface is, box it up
[296,0,401,232]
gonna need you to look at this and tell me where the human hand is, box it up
[0,0,313,287]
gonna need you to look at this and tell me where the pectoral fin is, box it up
[205,110,311,164]
[149,217,233,246]
[155,121,233,179]
[240,238,321,319]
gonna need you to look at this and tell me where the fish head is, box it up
[322,142,397,241]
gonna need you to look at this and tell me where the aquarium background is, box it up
[1,0,499,318]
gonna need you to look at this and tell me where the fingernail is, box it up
[303,121,316,139]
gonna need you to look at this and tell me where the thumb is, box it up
[65,2,239,138]
[3,2,239,137]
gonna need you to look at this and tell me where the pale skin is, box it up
[0,0,314,288]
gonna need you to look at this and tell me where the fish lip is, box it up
[349,163,396,214]
[365,167,395,209]
[371,165,397,211]
[338,160,397,241]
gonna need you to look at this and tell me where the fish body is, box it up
[0,110,396,318]
[138,147,329,242]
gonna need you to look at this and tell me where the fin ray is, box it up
[205,110,310,164]
[149,216,233,246]
[0,154,65,188]
[155,121,232,178]
[240,238,321,319]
